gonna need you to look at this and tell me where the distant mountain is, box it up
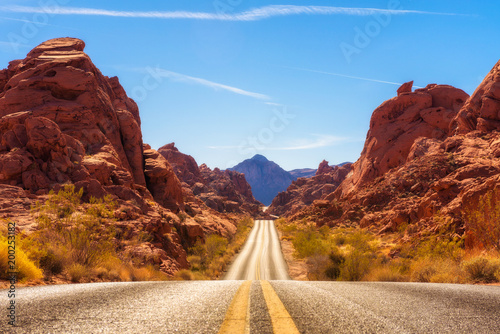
[229,155,294,205]
[288,168,317,179]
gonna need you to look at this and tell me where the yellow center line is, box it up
[256,221,265,280]
[261,280,301,334]
[218,280,252,334]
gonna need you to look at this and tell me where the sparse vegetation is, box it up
[1,185,169,284]
[184,217,254,279]
[276,218,500,284]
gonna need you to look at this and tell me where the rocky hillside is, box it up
[290,63,500,249]
[268,160,352,217]
[0,38,246,277]
[158,143,261,216]
[230,154,294,205]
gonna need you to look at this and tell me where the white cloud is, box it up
[147,67,270,100]
[0,5,462,21]
[208,134,356,151]
[272,134,351,150]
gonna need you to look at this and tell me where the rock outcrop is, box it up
[290,67,500,249]
[158,143,261,216]
[451,59,500,134]
[268,161,351,217]
[337,84,469,198]
[0,38,242,276]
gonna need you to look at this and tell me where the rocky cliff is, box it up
[291,64,500,249]
[158,143,261,216]
[0,38,241,276]
[268,160,352,217]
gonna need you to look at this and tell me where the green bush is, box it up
[293,228,329,258]
[340,250,372,281]
[324,248,345,280]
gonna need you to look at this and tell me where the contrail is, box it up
[0,5,464,21]
[134,67,270,100]
[283,66,423,88]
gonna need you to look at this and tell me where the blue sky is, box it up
[0,1,499,170]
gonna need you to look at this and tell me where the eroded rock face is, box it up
[159,143,261,216]
[0,38,189,274]
[268,161,352,217]
[143,146,184,213]
[291,66,500,248]
[337,84,469,198]
[451,59,500,134]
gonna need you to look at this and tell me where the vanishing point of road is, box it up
[2,219,500,333]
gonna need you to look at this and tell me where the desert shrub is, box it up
[0,239,43,282]
[293,228,329,258]
[174,269,195,280]
[416,236,464,262]
[340,250,372,281]
[365,266,405,282]
[38,249,65,275]
[410,258,438,282]
[205,234,228,261]
[67,263,87,283]
[324,248,345,280]
[463,257,500,283]
[29,185,118,272]
[307,255,331,280]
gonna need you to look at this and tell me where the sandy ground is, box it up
[277,230,308,281]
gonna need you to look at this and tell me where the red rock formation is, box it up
[337,83,469,198]
[0,38,236,276]
[451,59,500,134]
[290,65,500,249]
[159,143,261,216]
[268,161,351,217]
[143,145,184,213]
[158,143,203,186]
[397,81,413,96]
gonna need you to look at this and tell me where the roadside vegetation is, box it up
[177,217,253,280]
[0,185,168,285]
[276,217,500,284]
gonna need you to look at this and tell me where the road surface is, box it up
[224,220,290,280]
[3,219,500,333]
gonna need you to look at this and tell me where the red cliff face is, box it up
[158,143,261,216]
[0,38,148,191]
[0,38,211,275]
[337,83,469,198]
[451,59,500,134]
[291,64,500,247]
[268,161,351,217]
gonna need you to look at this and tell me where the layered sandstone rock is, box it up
[158,143,261,216]
[290,68,500,248]
[0,38,237,276]
[451,59,500,134]
[268,161,351,217]
[336,84,469,198]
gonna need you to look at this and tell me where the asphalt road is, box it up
[2,219,500,333]
[224,220,290,280]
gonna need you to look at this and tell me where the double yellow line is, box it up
[218,280,300,334]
